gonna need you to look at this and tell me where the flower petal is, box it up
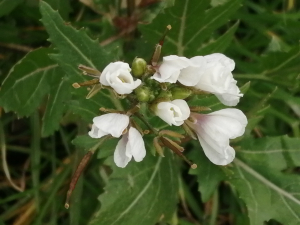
[198,132,235,165]
[88,124,108,138]
[186,109,247,165]
[156,100,190,126]
[114,134,132,168]
[100,61,141,94]
[93,113,129,138]
[151,55,191,83]
[204,53,235,71]
[126,127,146,162]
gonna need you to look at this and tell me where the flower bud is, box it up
[170,87,192,100]
[135,86,152,102]
[132,58,147,77]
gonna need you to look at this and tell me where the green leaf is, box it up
[262,46,300,76]
[139,0,241,56]
[89,150,179,225]
[0,47,62,117]
[228,136,300,225]
[0,0,23,17]
[197,21,239,55]
[39,1,115,83]
[189,147,225,202]
[44,0,71,20]
[41,78,71,137]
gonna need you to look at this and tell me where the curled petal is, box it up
[90,113,129,138]
[204,53,235,71]
[156,100,190,126]
[100,61,141,94]
[88,124,108,138]
[195,63,242,106]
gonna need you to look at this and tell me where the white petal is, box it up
[186,110,247,165]
[151,55,191,83]
[207,109,247,139]
[93,113,129,138]
[172,99,190,121]
[156,100,190,126]
[100,61,140,94]
[156,102,177,125]
[88,124,108,138]
[178,56,206,86]
[198,133,235,165]
[204,53,235,71]
[111,79,142,94]
[126,127,146,162]
[114,134,132,168]
[195,64,242,106]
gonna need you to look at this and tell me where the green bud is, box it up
[170,87,192,100]
[157,90,172,100]
[135,86,152,102]
[132,58,147,77]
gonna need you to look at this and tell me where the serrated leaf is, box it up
[0,47,62,117]
[139,0,241,56]
[39,1,115,83]
[44,0,71,19]
[189,148,225,202]
[0,0,23,17]
[41,78,71,137]
[228,136,300,225]
[89,150,179,225]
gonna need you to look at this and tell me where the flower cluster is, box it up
[75,31,247,168]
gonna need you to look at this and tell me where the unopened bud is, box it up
[132,58,147,77]
[157,90,172,99]
[171,87,192,100]
[135,86,152,102]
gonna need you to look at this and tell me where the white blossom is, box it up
[155,99,190,126]
[88,113,129,138]
[114,127,146,168]
[185,108,247,165]
[100,61,141,94]
[151,55,205,86]
[193,53,243,106]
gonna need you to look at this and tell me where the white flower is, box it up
[100,61,141,94]
[155,99,190,126]
[114,127,146,168]
[193,53,243,106]
[88,113,146,168]
[88,113,129,138]
[151,55,205,86]
[185,108,247,165]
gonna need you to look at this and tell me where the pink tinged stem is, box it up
[65,151,94,209]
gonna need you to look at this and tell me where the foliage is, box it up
[0,0,299,225]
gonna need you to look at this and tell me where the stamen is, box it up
[153,137,165,157]
[72,83,81,89]
[159,24,172,46]
[159,130,185,139]
[189,106,211,112]
[150,25,172,66]
[160,137,195,167]
[78,64,101,77]
[86,84,102,99]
